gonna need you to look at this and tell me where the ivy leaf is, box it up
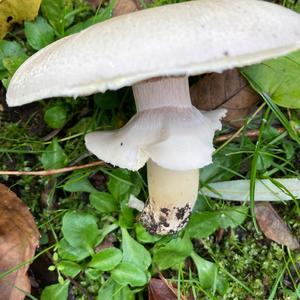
[152,232,193,270]
[135,223,161,244]
[89,192,119,214]
[44,105,68,129]
[88,247,122,271]
[191,251,228,295]
[58,238,90,262]
[41,0,74,36]
[187,206,248,239]
[62,211,99,255]
[41,139,68,170]
[186,211,220,238]
[108,169,132,200]
[41,281,70,300]
[97,278,135,300]
[66,1,114,35]
[0,40,28,86]
[25,16,55,50]
[121,227,151,271]
[57,260,81,277]
[111,262,149,287]
[63,172,98,193]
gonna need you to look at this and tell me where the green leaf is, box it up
[66,2,114,35]
[97,223,119,245]
[108,169,132,200]
[41,0,74,36]
[111,262,149,287]
[44,105,68,129]
[218,206,248,229]
[121,227,151,271]
[0,40,27,71]
[41,281,70,300]
[58,238,91,262]
[2,55,27,75]
[88,247,122,271]
[187,206,248,239]
[242,50,300,108]
[25,16,55,50]
[97,279,135,300]
[191,251,228,295]
[94,91,120,110]
[62,211,99,255]
[63,172,98,193]
[119,199,134,228]
[256,153,273,171]
[89,192,119,213]
[57,260,81,277]
[41,139,68,170]
[135,223,161,244]
[191,252,218,289]
[200,146,241,184]
[86,268,102,281]
[152,232,193,270]
[186,211,220,238]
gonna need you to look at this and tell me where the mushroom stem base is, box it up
[140,160,199,235]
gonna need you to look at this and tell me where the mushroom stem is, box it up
[133,76,199,234]
[140,159,199,235]
[133,76,191,111]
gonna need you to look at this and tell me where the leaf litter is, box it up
[0,183,39,300]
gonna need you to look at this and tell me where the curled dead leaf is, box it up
[255,202,299,250]
[190,69,260,127]
[0,184,39,300]
[0,0,41,38]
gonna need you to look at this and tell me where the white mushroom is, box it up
[6,0,300,234]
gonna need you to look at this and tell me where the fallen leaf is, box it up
[113,0,139,16]
[0,183,39,300]
[113,0,153,17]
[190,69,260,127]
[0,0,41,39]
[148,278,183,300]
[255,202,299,250]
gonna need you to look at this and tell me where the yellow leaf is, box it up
[0,0,41,39]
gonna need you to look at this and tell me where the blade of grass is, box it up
[250,108,270,232]
[261,93,300,144]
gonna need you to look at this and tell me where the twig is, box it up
[0,161,105,176]
[215,127,286,143]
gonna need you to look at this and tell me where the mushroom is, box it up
[6,0,300,234]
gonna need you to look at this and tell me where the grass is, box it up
[0,0,300,299]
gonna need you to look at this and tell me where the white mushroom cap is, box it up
[6,0,300,106]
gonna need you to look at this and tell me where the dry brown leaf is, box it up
[113,0,139,16]
[113,0,153,17]
[0,183,39,300]
[148,278,178,300]
[190,69,260,127]
[255,202,299,250]
[0,0,41,39]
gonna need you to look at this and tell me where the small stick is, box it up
[215,127,285,143]
[0,161,104,176]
